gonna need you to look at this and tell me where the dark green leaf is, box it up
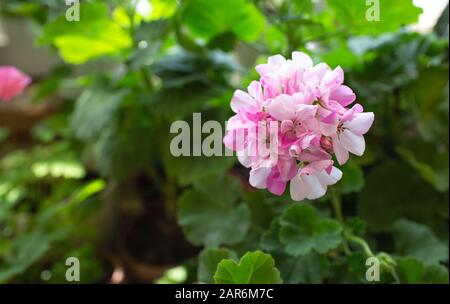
[214,250,282,284]
[393,219,448,265]
[177,174,250,247]
[279,204,343,256]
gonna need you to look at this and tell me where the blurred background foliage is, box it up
[0,0,448,283]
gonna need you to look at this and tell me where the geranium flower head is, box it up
[223,52,374,201]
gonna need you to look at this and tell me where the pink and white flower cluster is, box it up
[223,52,374,201]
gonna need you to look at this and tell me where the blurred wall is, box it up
[0,17,58,76]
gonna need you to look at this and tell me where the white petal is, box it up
[311,63,330,79]
[249,166,271,189]
[231,90,254,113]
[268,54,287,66]
[345,112,374,135]
[316,167,342,186]
[292,51,313,70]
[340,130,366,156]
[333,137,349,165]
[237,150,251,168]
[301,174,327,200]
[290,173,306,201]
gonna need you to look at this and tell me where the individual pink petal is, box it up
[301,159,333,175]
[226,114,248,130]
[300,133,319,149]
[267,168,287,196]
[321,66,344,91]
[320,120,338,137]
[330,85,356,107]
[321,112,337,124]
[247,80,263,101]
[277,157,297,181]
[299,146,331,163]
[268,94,296,121]
[280,120,294,133]
[341,103,364,122]
[267,179,286,196]
[324,100,347,115]
[295,104,318,120]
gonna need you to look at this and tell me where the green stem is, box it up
[345,232,375,257]
[330,187,345,224]
[329,187,350,253]
[329,189,400,282]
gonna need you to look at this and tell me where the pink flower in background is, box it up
[0,66,31,102]
[223,52,374,201]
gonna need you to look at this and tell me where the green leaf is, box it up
[278,252,329,284]
[393,219,448,265]
[148,0,177,20]
[214,250,282,284]
[422,264,449,284]
[93,104,161,177]
[198,248,237,284]
[0,231,52,282]
[357,161,447,233]
[182,0,265,42]
[326,0,422,35]
[39,3,132,64]
[70,87,129,141]
[244,191,276,229]
[128,20,170,70]
[176,174,250,247]
[346,217,367,237]
[396,138,449,193]
[396,257,425,284]
[260,218,284,253]
[279,204,343,256]
[396,146,448,192]
[165,154,235,186]
[396,257,449,284]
